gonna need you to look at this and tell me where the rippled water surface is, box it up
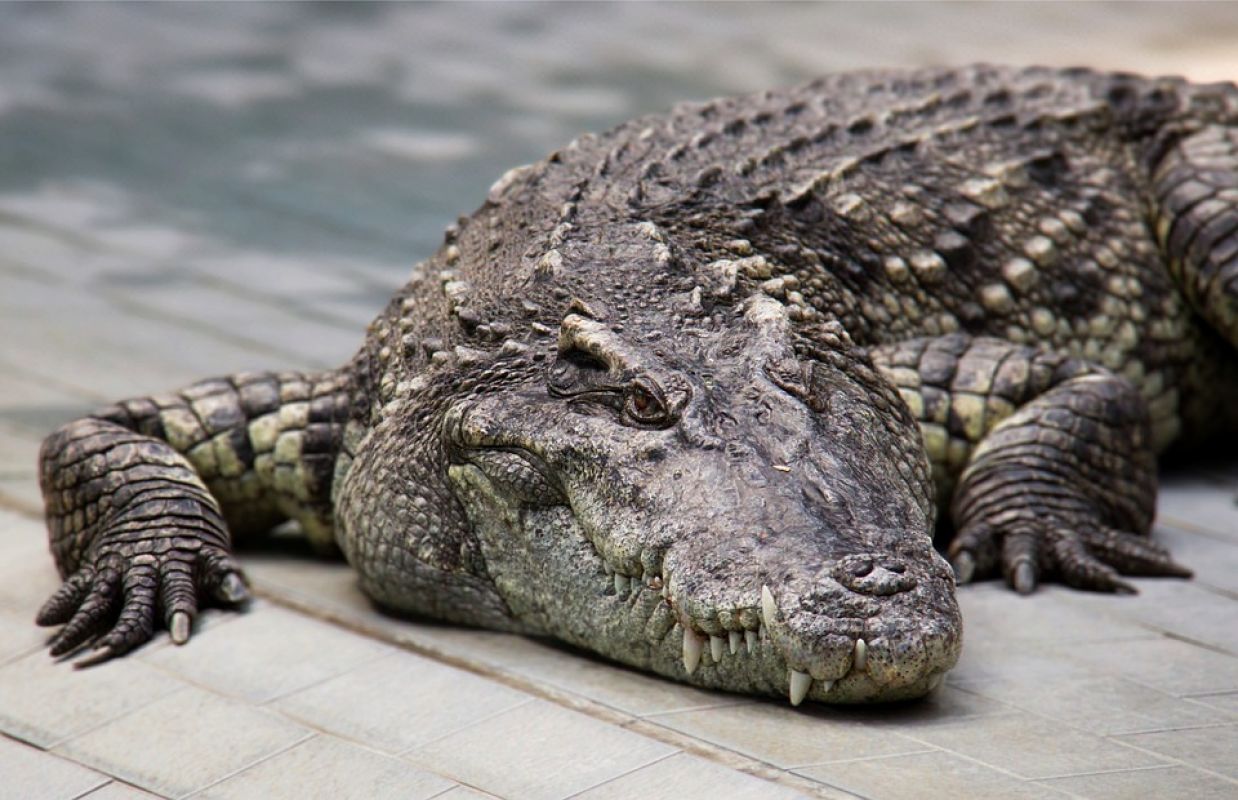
[0,2,1233,287]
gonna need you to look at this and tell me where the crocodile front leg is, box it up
[873,335,1191,594]
[37,369,350,663]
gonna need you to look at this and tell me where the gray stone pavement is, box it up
[1,3,1237,798]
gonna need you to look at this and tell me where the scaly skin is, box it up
[36,65,1237,704]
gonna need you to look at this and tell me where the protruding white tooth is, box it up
[789,670,812,706]
[683,628,703,675]
[758,624,765,639]
[927,674,944,691]
[745,629,757,653]
[710,635,724,662]
[728,630,741,655]
[603,562,614,576]
[853,638,868,671]
[819,679,834,694]
[760,584,777,629]
[614,573,630,595]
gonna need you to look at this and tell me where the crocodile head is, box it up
[444,294,961,704]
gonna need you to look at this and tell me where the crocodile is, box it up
[35,65,1238,705]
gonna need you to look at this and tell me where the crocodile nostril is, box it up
[850,559,874,577]
[883,562,906,574]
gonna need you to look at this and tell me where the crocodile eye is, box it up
[625,381,669,426]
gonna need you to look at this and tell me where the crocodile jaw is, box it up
[449,463,961,704]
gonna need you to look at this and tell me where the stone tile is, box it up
[469,639,748,717]
[0,606,47,664]
[0,649,183,748]
[272,650,531,755]
[196,734,454,800]
[1186,691,1238,717]
[1035,635,1238,697]
[79,783,164,799]
[240,553,366,612]
[0,511,60,615]
[116,281,355,369]
[796,750,1065,800]
[56,686,311,798]
[830,684,1016,733]
[1153,523,1238,595]
[646,701,929,770]
[903,711,1167,779]
[955,582,1150,646]
[432,788,499,800]
[0,291,267,400]
[0,477,42,517]
[1156,479,1238,543]
[958,674,1229,736]
[0,734,110,800]
[407,699,674,800]
[575,752,814,799]
[140,601,391,703]
[1040,765,1238,800]
[1116,724,1238,780]
[1109,581,1238,654]
[944,619,1110,688]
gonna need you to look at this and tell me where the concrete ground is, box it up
[1,3,1236,798]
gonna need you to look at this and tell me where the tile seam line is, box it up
[395,697,537,756]
[100,291,333,371]
[1156,515,1238,544]
[893,724,1130,787]
[1,730,112,799]
[255,582,836,799]
[783,746,940,770]
[70,778,168,800]
[42,682,191,752]
[254,645,400,707]
[947,677,1235,733]
[625,717,867,799]
[1033,761,1197,782]
[559,750,682,800]
[0,353,113,405]
[174,729,314,800]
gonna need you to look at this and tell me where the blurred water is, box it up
[0,2,1233,279]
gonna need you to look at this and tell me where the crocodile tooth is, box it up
[729,630,741,655]
[789,670,812,706]
[710,635,724,662]
[745,629,757,653]
[927,673,944,691]
[853,638,868,671]
[683,628,703,675]
[614,573,630,595]
[760,584,777,629]
[819,679,834,694]
[758,624,765,639]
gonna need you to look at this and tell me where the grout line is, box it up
[394,698,536,757]
[559,750,682,799]
[1035,762,1180,782]
[176,730,315,800]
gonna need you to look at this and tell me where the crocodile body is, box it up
[37,65,1238,704]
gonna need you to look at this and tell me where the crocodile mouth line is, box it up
[456,444,952,706]
[599,546,927,705]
